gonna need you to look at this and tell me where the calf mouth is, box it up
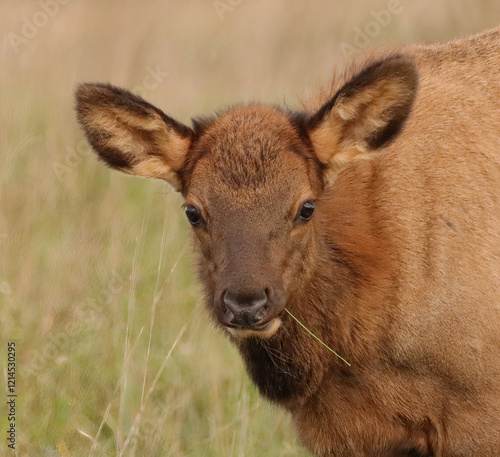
[225,316,282,339]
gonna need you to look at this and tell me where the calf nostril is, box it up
[222,289,271,328]
[222,302,235,321]
[254,302,270,321]
[223,291,238,312]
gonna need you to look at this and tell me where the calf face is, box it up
[182,106,323,339]
[75,55,417,344]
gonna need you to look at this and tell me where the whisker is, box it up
[258,340,299,379]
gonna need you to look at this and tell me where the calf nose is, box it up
[223,289,269,328]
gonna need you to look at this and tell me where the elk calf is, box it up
[76,27,500,456]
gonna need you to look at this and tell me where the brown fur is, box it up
[75,28,500,456]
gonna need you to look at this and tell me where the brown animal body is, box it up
[76,28,500,456]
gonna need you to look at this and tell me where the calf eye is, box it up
[185,205,203,227]
[298,200,315,221]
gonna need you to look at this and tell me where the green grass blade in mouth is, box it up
[284,308,351,366]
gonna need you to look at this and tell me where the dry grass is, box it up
[1,1,499,455]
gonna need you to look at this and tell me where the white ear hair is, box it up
[76,82,193,191]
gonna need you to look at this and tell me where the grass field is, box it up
[1,1,499,456]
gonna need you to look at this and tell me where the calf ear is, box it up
[306,55,418,178]
[75,83,193,191]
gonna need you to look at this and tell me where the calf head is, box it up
[76,55,417,354]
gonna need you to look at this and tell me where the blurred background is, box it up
[1,1,499,455]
